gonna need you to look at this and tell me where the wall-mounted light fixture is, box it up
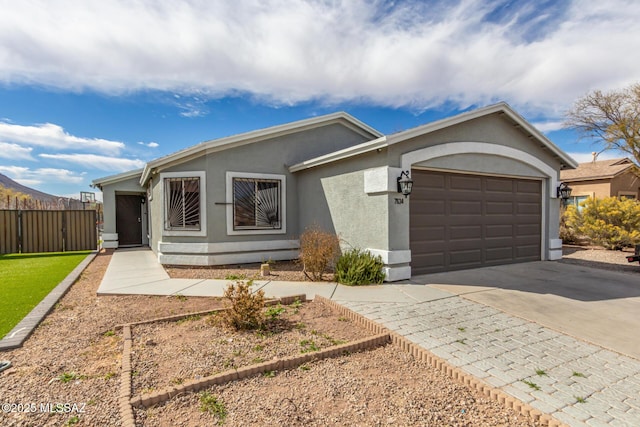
[557,182,572,200]
[397,170,414,198]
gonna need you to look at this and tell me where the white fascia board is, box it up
[289,136,388,173]
[92,168,144,189]
[140,112,382,185]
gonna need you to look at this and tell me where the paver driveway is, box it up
[412,261,640,359]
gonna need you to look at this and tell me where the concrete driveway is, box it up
[412,261,640,359]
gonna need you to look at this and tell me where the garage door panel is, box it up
[486,247,514,261]
[451,200,481,215]
[450,175,482,190]
[413,253,445,270]
[486,201,514,214]
[450,225,481,239]
[486,224,513,238]
[516,245,540,259]
[450,249,482,266]
[410,170,541,274]
[518,202,541,214]
[517,180,541,193]
[516,223,541,234]
[416,200,445,215]
[486,178,513,192]
[419,173,446,189]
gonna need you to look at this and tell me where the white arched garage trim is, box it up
[400,141,561,266]
[401,142,559,193]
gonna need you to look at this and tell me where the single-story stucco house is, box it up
[92,102,578,281]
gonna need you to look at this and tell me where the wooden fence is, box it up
[0,210,97,254]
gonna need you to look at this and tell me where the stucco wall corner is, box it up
[364,166,402,194]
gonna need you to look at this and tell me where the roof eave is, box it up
[92,168,144,190]
[289,136,388,172]
[140,112,382,184]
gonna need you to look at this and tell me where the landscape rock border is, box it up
[116,294,565,427]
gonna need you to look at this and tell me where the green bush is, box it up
[299,225,340,281]
[335,248,385,286]
[562,196,640,249]
[222,280,265,330]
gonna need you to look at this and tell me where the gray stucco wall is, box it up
[148,123,373,254]
[100,175,145,235]
[296,151,389,250]
[387,114,561,168]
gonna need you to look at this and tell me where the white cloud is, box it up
[0,165,84,184]
[0,1,638,116]
[531,121,566,133]
[0,141,34,160]
[138,141,159,148]
[39,153,145,171]
[0,121,124,155]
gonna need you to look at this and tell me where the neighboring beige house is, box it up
[560,157,640,209]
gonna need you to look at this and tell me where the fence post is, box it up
[62,211,67,252]
[17,210,23,254]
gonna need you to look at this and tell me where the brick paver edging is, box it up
[117,294,390,426]
[315,296,565,427]
[0,250,98,351]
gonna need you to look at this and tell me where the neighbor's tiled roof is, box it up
[560,158,634,181]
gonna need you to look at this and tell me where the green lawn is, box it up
[0,251,91,339]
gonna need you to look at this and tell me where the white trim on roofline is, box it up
[289,136,388,172]
[91,168,144,189]
[289,102,579,173]
[139,112,382,185]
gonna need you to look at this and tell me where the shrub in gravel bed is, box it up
[222,280,265,330]
[299,225,340,281]
[335,248,385,285]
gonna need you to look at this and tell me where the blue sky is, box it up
[1,0,639,200]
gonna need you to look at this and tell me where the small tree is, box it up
[565,83,640,170]
[298,225,340,281]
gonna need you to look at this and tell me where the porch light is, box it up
[397,170,414,197]
[557,182,572,200]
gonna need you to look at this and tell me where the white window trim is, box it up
[161,171,207,237]
[226,171,286,235]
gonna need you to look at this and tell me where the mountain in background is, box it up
[0,172,60,201]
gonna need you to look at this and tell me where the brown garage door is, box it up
[410,170,541,275]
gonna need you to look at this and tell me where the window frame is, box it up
[226,171,286,235]
[161,171,207,237]
[618,191,638,200]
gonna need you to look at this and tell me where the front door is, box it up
[116,195,142,246]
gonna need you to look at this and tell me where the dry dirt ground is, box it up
[165,260,333,282]
[3,245,634,426]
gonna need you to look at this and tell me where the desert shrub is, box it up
[299,225,340,281]
[335,248,385,286]
[564,196,640,250]
[560,204,582,244]
[222,280,265,330]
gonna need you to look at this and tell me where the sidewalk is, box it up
[97,247,452,303]
[98,248,640,427]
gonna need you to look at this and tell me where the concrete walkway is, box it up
[98,248,640,427]
[97,247,453,303]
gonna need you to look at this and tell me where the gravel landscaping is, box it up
[1,245,635,426]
